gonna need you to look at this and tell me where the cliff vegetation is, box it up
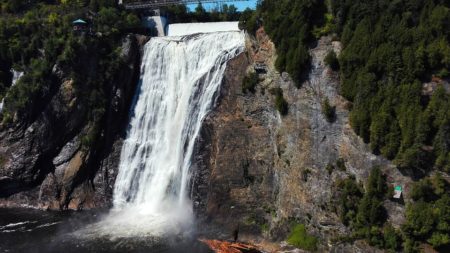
[239,0,449,251]
[0,0,139,131]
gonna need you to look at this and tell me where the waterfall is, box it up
[110,31,245,234]
[0,69,23,113]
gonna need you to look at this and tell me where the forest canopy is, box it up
[333,0,450,174]
[239,0,450,251]
[240,0,449,174]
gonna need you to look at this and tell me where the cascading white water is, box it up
[106,31,244,235]
[0,69,23,113]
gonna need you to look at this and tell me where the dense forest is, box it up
[242,0,449,174]
[241,0,449,251]
[334,0,450,176]
[332,1,450,249]
[0,0,142,150]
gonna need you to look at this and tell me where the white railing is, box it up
[123,0,250,10]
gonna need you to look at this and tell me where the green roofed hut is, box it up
[73,19,88,31]
[393,185,402,199]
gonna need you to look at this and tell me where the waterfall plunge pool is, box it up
[0,207,215,253]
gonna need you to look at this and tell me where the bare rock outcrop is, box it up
[193,28,412,251]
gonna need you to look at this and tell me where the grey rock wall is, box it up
[193,28,412,251]
[0,34,144,210]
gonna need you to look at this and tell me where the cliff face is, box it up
[0,27,414,249]
[0,34,144,210]
[194,28,412,250]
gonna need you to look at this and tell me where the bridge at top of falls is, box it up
[121,0,251,10]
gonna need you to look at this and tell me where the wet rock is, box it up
[53,135,80,166]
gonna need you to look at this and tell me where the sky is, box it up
[186,0,258,11]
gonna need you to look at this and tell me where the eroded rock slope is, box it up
[194,28,412,250]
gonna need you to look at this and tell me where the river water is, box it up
[0,208,213,253]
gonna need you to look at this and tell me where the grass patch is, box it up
[287,223,318,251]
[260,223,269,233]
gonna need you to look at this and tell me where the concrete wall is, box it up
[167,22,240,36]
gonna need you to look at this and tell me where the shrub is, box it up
[336,158,346,171]
[355,167,387,228]
[270,88,288,116]
[337,176,363,226]
[238,8,259,35]
[383,225,401,251]
[313,13,335,38]
[325,163,334,175]
[324,50,339,71]
[337,167,391,246]
[287,224,318,251]
[302,168,312,182]
[321,97,336,123]
[403,176,450,250]
[260,223,269,233]
[242,71,258,93]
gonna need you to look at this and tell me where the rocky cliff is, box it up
[193,28,413,251]
[0,34,145,210]
[0,28,416,250]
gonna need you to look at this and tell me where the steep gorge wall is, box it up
[0,27,415,250]
[193,28,413,250]
[0,34,146,210]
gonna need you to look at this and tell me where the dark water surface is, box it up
[0,208,212,253]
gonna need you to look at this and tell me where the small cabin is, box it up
[393,185,402,199]
[73,19,88,31]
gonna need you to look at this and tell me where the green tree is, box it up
[242,72,258,93]
[324,50,339,70]
[321,97,336,123]
[271,88,288,116]
[194,3,209,22]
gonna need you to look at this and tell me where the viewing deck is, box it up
[122,0,251,10]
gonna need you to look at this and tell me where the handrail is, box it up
[123,0,250,10]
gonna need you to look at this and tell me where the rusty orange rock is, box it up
[199,239,262,253]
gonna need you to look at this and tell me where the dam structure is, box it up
[120,0,251,10]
